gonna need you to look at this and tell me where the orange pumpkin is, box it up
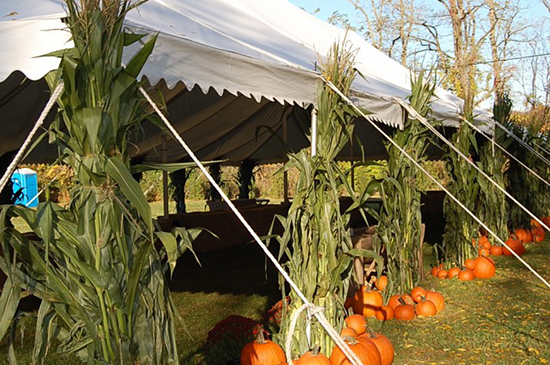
[374,306,394,321]
[490,245,503,256]
[503,237,526,256]
[375,275,388,292]
[388,294,414,310]
[330,336,382,365]
[531,218,542,228]
[430,266,440,276]
[340,327,358,338]
[410,287,427,303]
[394,304,415,321]
[515,229,532,243]
[344,314,367,335]
[425,291,445,313]
[464,259,476,270]
[532,227,545,243]
[481,241,492,250]
[473,257,496,279]
[415,297,437,317]
[361,288,384,318]
[394,297,415,321]
[458,269,475,281]
[478,248,490,257]
[447,267,461,279]
[479,235,489,246]
[358,333,394,365]
[437,269,448,279]
[241,331,286,365]
[296,346,331,365]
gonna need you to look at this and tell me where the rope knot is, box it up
[306,303,324,317]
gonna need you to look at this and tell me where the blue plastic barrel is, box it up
[11,168,39,208]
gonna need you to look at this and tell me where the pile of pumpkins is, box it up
[514,217,547,245]
[473,234,527,258]
[431,255,496,281]
[240,314,394,365]
[345,279,445,321]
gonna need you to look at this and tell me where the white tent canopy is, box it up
[0,0,493,164]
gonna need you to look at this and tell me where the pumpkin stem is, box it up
[398,297,406,306]
[342,335,358,345]
[254,325,266,344]
[311,345,321,356]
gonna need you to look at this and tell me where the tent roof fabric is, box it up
[0,0,493,163]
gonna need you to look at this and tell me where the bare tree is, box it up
[486,0,527,103]
[516,20,550,108]
[344,0,423,66]
[347,0,391,50]
[444,0,492,114]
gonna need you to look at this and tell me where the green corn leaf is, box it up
[125,34,158,78]
[32,300,57,365]
[124,32,146,46]
[125,241,153,322]
[0,277,21,342]
[105,155,153,237]
[81,108,103,150]
[131,161,215,173]
[156,232,178,277]
[172,226,203,266]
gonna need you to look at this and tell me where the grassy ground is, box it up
[1,232,549,364]
[370,240,550,364]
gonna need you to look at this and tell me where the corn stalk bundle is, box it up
[504,122,550,228]
[376,73,435,296]
[170,168,190,214]
[441,121,479,265]
[269,42,380,358]
[238,160,257,199]
[476,98,512,241]
[0,1,200,363]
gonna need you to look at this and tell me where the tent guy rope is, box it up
[0,81,64,195]
[388,96,550,233]
[533,140,550,157]
[495,121,550,167]
[324,80,550,291]
[460,118,550,187]
[138,86,363,365]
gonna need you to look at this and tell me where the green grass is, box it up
[2,233,549,364]
[370,240,550,364]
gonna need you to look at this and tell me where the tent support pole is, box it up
[283,115,289,203]
[311,108,318,157]
[162,134,169,218]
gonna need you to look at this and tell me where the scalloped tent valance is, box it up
[0,0,493,163]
